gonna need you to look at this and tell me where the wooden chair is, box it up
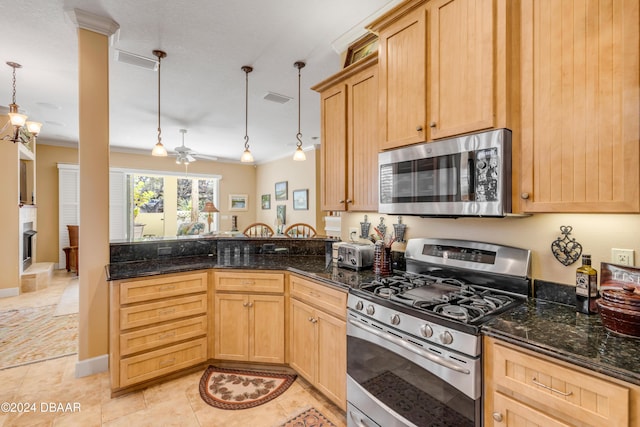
[243,223,275,237]
[284,223,317,238]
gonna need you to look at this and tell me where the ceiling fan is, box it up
[172,129,217,164]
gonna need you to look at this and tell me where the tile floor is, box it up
[0,271,347,427]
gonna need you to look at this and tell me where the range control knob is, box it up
[390,314,401,325]
[420,324,433,338]
[366,305,375,315]
[439,331,454,345]
[355,301,364,311]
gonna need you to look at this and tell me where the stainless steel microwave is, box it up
[378,128,512,217]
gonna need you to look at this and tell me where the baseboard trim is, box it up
[75,354,108,378]
[0,287,20,298]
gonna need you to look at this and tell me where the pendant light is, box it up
[151,50,168,157]
[240,65,254,163]
[292,61,306,161]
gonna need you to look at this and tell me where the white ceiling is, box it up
[0,0,397,164]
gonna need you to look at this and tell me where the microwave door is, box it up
[415,155,460,202]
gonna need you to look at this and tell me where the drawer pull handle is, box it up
[492,412,503,422]
[159,358,176,367]
[158,308,176,316]
[158,331,176,340]
[532,377,573,396]
[158,284,176,291]
[243,302,249,307]
[240,280,255,285]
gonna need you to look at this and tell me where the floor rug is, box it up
[277,407,337,427]
[199,366,297,410]
[0,305,78,370]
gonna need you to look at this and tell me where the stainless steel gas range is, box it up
[346,238,531,427]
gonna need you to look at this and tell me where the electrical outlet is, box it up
[611,248,634,266]
[349,227,359,240]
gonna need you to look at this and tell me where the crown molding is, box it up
[65,8,120,37]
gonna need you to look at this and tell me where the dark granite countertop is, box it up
[106,254,378,291]
[483,299,640,386]
[106,253,639,387]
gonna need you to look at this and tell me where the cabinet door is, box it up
[378,5,427,149]
[520,0,640,212]
[289,298,316,383]
[491,392,572,427]
[429,0,494,139]
[320,84,348,211]
[348,65,379,212]
[249,295,285,363]
[315,310,346,410]
[214,294,249,361]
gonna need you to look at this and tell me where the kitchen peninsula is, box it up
[107,235,640,424]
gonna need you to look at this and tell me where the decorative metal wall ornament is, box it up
[393,216,407,243]
[551,226,583,266]
[360,215,371,239]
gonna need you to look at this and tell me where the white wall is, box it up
[341,212,640,286]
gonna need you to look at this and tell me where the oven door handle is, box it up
[348,318,471,375]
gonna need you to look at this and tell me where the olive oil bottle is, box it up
[576,254,598,314]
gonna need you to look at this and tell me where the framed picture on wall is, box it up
[261,194,271,209]
[275,181,288,201]
[229,194,248,211]
[293,189,308,210]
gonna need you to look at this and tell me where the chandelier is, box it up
[151,50,168,156]
[2,62,42,144]
[292,61,306,161]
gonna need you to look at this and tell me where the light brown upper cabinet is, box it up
[313,54,379,212]
[519,0,639,213]
[369,0,511,149]
[370,3,427,150]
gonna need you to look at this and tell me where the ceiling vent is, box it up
[114,49,158,71]
[263,92,292,104]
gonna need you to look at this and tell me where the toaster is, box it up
[337,242,374,270]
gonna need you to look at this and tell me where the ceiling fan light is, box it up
[152,141,168,156]
[241,148,254,163]
[293,146,306,161]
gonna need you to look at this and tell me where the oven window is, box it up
[348,335,477,427]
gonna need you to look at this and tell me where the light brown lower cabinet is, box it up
[213,271,285,364]
[289,275,347,410]
[109,271,209,393]
[484,336,640,426]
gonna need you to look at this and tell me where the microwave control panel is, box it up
[475,148,499,201]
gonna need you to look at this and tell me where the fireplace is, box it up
[23,222,37,271]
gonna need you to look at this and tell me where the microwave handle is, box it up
[459,152,475,201]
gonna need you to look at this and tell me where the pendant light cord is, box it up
[244,67,249,149]
[295,61,305,147]
[157,55,162,145]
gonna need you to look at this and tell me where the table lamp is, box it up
[203,201,219,233]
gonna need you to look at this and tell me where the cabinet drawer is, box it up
[120,294,207,330]
[493,343,629,427]
[492,392,572,427]
[120,272,208,304]
[290,275,346,319]
[215,272,284,293]
[119,338,207,388]
[120,315,207,356]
